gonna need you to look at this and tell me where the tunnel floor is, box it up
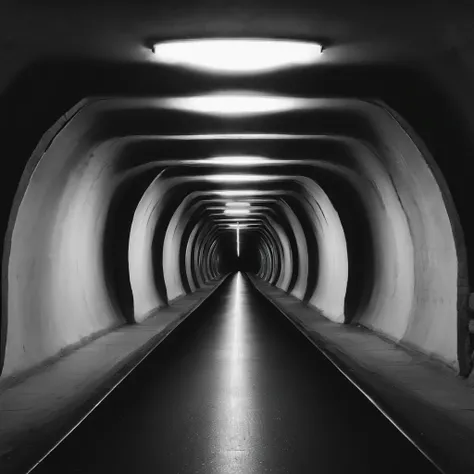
[31,272,439,474]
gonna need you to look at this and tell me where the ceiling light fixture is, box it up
[161,92,310,116]
[203,155,271,166]
[205,174,267,183]
[226,223,250,228]
[236,222,240,257]
[224,209,251,215]
[225,202,251,207]
[225,224,259,230]
[152,38,323,74]
[215,190,265,196]
[217,218,261,223]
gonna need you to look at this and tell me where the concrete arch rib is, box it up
[162,193,189,301]
[92,126,462,368]
[280,199,308,300]
[296,177,347,322]
[128,172,172,321]
[174,192,300,295]
[1,100,122,378]
[1,94,466,380]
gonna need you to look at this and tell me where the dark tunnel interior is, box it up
[2,2,474,472]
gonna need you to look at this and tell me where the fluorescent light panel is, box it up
[226,224,259,228]
[215,218,261,222]
[215,190,264,196]
[205,174,268,183]
[225,202,251,207]
[227,223,252,228]
[236,224,240,257]
[203,155,271,165]
[224,209,251,215]
[152,39,323,74]
[148,133,317,140]
[161,92,310,116]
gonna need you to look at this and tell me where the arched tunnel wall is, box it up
[2,102,127,377]
[0,54,472,380]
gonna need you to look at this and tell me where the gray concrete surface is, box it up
[0,277,225,473]
[250,275,474,473]
[28,272,439,474]
[4,94,464,377]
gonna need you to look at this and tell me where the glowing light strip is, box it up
[225,202,251,207]
[237,223,240,257]
[226,223,254,228]
[187,155,290,166]
[214,190,265,196]
[161,92,312,116]
[152,39,323,74]
[224,208,251,215]
[216,219,261,222]
[201,155,271,165]
[205,174,269,183]
[140,134,320,140]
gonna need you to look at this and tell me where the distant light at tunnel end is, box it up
[236,222,240,257]
[152,38,323,74]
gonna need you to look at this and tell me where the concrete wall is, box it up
[129,173,171,320]
[0,93,467,381]
[281,200,308,301]
[250,102,463,370]
[0,102,231,379]
[3,103,124,377]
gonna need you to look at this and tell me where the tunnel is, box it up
[1,3,474,473]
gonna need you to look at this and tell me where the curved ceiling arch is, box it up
[0,86,468,376]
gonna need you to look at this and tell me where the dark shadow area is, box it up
[237,232,260,274]
[215,234,237,274]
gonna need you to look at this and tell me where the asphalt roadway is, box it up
[32,272,440,473]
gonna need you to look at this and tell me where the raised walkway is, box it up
[250,275,474,474]
[0,277,226,474]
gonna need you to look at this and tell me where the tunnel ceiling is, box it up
[0,0,472,69]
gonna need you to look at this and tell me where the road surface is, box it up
[32,272,439,473]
